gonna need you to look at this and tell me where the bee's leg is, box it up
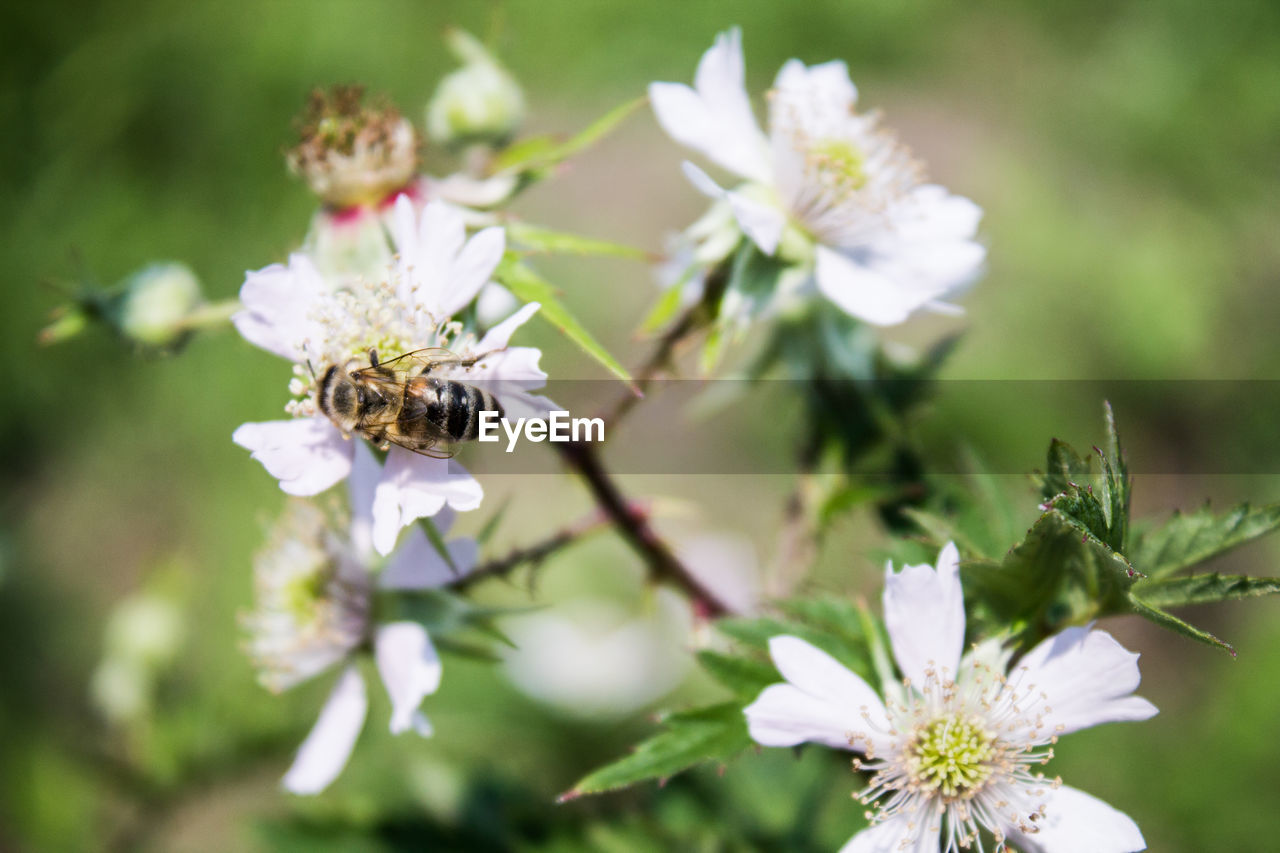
[420,350,500,373]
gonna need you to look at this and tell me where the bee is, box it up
[315,348,504,457]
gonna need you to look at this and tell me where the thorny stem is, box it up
[556,439,731,617]
[452,509,611,590]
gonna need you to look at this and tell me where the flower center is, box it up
[906,713,997,799]
[807,138,868,191]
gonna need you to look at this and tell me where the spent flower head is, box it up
[745,543,1155,853]
[289,85,420,210]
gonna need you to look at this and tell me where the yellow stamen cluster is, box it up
[906,712,997,799]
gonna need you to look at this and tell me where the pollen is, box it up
[905,713,997,799]
[808,138,868,190]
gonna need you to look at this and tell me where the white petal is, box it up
[348,442,382,557]
[815,246,937,327]
[438,225,506,317]
[883,542,964,686]
[680,162,785,255]
[475,301,540,353]
[233,254,327,361]
[232,418,353,496]
[839,816,938,853]
[371,448,483,556]
[1013,626,1158,738]
[649,29,770,182]
[744,636,890,753]
[381,524,479,590]
[1005,784,1146,853]
[282,665,367,795]
[375,621,443,736]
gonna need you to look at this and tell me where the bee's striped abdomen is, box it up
[413,380,504,443]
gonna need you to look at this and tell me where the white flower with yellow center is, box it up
[233,196,549,554]
[244,445,478,795]
[650,30,985,326]
[744,543,1157,852]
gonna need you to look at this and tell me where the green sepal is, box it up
[492,95,647,179]
[417,516,458,574]
[562,702,752,799]
[1125,594,1236,657]
[495,255,635,388]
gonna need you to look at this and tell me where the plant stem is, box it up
[557,440,731,617]
[453,509,611,590]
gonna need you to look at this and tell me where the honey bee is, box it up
[316,348,504,457]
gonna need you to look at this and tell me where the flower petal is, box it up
[371,447,483,555]
[233,253,328,361]
[233,418,353,496]
[883,542,965,686]
[381,523,479,590]
[744,635,890,753]
[375,621,443,736]
[1013,626,1158,738]
[437,225,506,317]
[649,29,771,183]
[475,301,540,353]
[1004,784,1146,853]
[681,162,785,255]
[839,816,939,853]
[282,665,367,795]
[815,246,937,327]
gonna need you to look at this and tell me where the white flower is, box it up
[744,543,1157,853]
[650,29,985,326]
[244,445,479,795]
[233,196,549,555]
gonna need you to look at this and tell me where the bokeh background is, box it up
[3,1,1280,850]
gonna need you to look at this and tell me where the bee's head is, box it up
[315,362,362,432]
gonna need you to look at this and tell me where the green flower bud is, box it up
[115,262,203,349]
[426,29,525,148]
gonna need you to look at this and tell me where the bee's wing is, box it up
[356,409,459,459]
[371,348,475,375]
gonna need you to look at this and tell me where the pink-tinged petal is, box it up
[839,816,938,853]
[815,245,937,327]
[680,162,785,255]
[374,621,443,736]
[233,253,327,361]
[1013,626,1158,738]
[348,442,382,557]
[650,29,770,183]
[371,448,483,555]
[1004,784,1146,853]
[744,635,890,753]
[883,542,965,687]
[381,523,478,590]
[438,225,506,317]
[475,301,540,353]
[282,665,367,795]
[233,418,353,496]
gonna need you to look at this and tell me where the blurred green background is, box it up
[3,0,1280,850]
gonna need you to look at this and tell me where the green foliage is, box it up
[506,222,650,261]
[492,96,649,183]
[913,407,1280,654]
[495,254,635,387]
[377,588,519,662]
[569,597,877,797]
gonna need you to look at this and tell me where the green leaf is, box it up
[494,96,647,176]
[695,650,776,699]
[1126,595,1236,656]
[506,222,650,261]
[1039,438,1094,502]
[1103,401,1131,548]
[1130,573,1280,609]
[1129,503,1280,580]
[901,508,988,562]
[475,498,511,547]
[639,275,689,335]
[495,256,634,388]
[563,703,752,798]
[417,516,458,574]
[716,603,873,685]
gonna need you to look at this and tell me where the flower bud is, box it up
[115,262,203,349]
[289,86,419,209]
[426,29,525,148]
